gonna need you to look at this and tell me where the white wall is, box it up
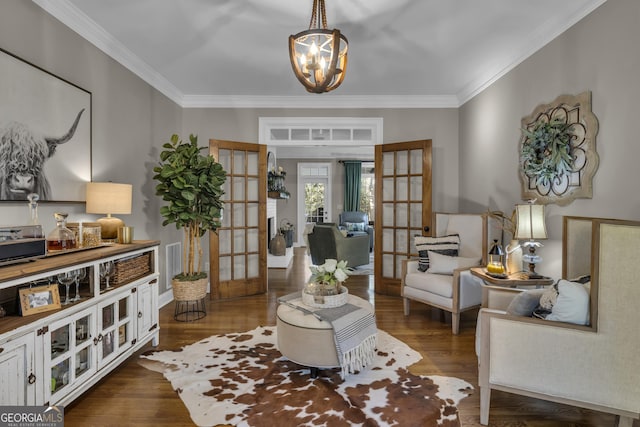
[458,0,640,278]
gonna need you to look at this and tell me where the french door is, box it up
[297,162,332,244]
[374,140,432,296]
[209,139,267,300]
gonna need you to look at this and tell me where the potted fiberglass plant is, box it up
[153,134,226,301]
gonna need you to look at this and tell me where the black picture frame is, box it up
[0,47,91,202]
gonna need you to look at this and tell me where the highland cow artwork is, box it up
[0,48,91,202]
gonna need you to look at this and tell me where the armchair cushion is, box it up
[344,221,366,232]
[415,234,460,272]
[426,251,480,275]
[546,279,590,325]
[506,288,547,316]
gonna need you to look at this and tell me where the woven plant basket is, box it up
[172,277,207,301]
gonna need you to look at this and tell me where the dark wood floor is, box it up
[64,249,632,426]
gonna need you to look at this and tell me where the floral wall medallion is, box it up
[519,91,599,206]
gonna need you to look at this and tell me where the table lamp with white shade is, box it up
[85,182,132,240]
[515,200,548,279]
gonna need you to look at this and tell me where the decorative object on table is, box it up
[0,48,91,202]
[487,209,523,275]
[19,284,61,316]
[269,231,286,256]
[515,200,547,279]
[100,261,114,291]
[117,226,133,244]
[289,0,348,94]
[519,91,599,206]
[67,222,102,248]
[140,326,472,427]
[279,219,295,247]
[85,182,132,241]
[153,134,226,308]
[486,239,506,276]
[46,212,76,252]
[26,193,41,229]
[302,258,350,308]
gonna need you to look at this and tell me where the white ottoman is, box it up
[276,294,374,377]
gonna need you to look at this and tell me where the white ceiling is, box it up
[34,0,606,109]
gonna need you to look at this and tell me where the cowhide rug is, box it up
[139,326,472,427]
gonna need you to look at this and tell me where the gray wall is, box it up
[0,0,183,294]
[458,0,638,278]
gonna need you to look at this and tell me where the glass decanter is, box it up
[47,213,77,251]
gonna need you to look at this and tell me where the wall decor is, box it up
[0,48,91,202]
[519,91,598,206]
[19,284,61,316]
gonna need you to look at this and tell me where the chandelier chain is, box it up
[308,0,328,30]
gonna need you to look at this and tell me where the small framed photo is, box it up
[19,284,61,316]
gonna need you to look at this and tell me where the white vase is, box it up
[506,240,523,275]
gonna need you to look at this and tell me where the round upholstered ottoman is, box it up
[276,294,373,377]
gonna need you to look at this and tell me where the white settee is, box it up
[477,216,640,426]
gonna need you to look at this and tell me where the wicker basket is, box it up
[302,286,348,308]
[111,252,152,286]
[172,277,207,301]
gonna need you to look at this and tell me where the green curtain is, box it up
[343,161,362,212]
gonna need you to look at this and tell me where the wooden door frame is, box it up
[374,140,432,296]
[209,139,267,300]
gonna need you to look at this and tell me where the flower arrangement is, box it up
[308,259,350,294]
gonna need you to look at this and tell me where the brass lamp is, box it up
[289,0,348,93]
[85,182,132,240]
[515,201,548,279]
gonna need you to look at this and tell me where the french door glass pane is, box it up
[232,177,245,200]
[233,230,245,253]
[233,151,245,174]
[396,151,408,174]
[219,229,231,254]
[247,177,259,200]
[233,204,245,227]
[219,256,231,281]
[409,149,423,172]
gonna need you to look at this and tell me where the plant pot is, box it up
[172,277,207,301]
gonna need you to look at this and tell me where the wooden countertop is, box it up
[0,240,159,284]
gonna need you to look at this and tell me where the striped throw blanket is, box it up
[278,292,378,378]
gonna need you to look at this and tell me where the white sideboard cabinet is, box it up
[0,241,160,406]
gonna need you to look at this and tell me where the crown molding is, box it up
[32,0,183,105]
[180,94,459,109]
[457,0,607,105]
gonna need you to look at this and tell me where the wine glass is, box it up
[57,271,75,305]
[100,261,113,291]
[73,268,86,302]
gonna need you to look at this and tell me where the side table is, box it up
[470,267,554,308]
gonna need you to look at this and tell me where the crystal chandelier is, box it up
[289,0,348,94]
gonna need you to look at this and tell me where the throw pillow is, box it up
[426,251,480,275]
[545,279,590,325]
[506,288,546,316]
[344,221,365,232]
[414,234,460,272]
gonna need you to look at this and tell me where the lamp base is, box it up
[96,216,125,240]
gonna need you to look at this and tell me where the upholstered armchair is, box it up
[307,223,370,268]
[401,212,498,334]
[338,211,374,251]
[477,216,640,426]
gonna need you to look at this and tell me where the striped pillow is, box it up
[414,234,460,272]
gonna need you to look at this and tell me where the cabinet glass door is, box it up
[97,292,132,368]
[46,308,96,403]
